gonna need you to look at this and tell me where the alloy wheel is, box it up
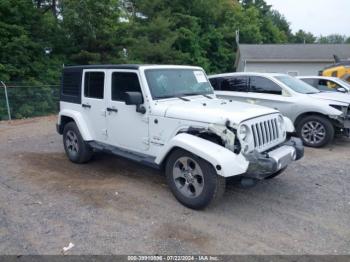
[172,157,205,198]
[301,121,326,145]
[65,130,79,155]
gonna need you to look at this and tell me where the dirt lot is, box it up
[0,115,349,255]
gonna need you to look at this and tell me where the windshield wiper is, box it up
[202,94,213,99]
[177,96,190,101]
[154,95,190,101]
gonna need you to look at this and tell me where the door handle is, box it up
[106,107,118,113]
[82,104,91,109]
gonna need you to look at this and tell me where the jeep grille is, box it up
[251,118,280,149]
[242,114,285,153]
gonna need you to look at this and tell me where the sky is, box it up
[265,0,350,36]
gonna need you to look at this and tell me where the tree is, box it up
[318,34,348,44]
[60,0,124,65]
[268,10,293,41]
[292,30,316,44]
[0,0,310,120]
[125,0,242,73]
[0,0,63,119]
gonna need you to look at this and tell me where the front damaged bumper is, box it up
[243,137,304,180]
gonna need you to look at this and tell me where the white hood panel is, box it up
[152,97,279,125]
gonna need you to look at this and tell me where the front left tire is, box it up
[63,122,93,164]
[165,149,226,210]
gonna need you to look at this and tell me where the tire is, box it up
[296,115,334,148]
[165,149,226,210]
[265,167,287,180]
[63,122,93,164]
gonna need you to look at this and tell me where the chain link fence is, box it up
[0,81,60,121]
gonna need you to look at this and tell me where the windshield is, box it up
[145,69,214,99]
[276,75,320,94]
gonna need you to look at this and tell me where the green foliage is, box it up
[0,0,349,120]
[318,34,348,44]
[292,30,317,44]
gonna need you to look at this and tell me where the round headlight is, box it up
[239,124,249,141]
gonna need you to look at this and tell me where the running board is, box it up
[88,141,159,169]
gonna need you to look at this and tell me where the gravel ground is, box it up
[0,116,349,255]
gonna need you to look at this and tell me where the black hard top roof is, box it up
[63,64,144,70]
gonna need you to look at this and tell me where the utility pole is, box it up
[1,81,11,121]
[236,29,240,45]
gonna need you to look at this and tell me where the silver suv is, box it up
[209,73,350,148]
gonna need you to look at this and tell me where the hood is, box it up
[309,92,350,105]
[152,97,278,125]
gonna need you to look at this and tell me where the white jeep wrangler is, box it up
[57,65,304,209]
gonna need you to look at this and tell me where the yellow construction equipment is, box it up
[320,55,350,83]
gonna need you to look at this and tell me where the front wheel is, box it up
[296,115,334,148]
[165,149,226,210]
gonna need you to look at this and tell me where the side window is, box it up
[221,76,249,92]
[112,72,142,102]
[318,80,341,92]
[250,76,282,95]
[84,72,105,99]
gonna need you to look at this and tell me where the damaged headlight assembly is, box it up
[330,104,349,117]
[238,124,249,141]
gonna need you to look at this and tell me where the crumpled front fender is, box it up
[155,133,249,177]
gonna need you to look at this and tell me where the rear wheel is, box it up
[296,115,334,148]
[63,122,93,163]
[165,149,225,210]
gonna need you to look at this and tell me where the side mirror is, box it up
[336,87,347,93]
[125,92,146,114]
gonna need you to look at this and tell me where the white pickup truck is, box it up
[57,65,304,209]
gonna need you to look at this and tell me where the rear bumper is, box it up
[243,137,304,180]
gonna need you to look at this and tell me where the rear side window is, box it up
[112,72,142,102]
[61,68,82,104]
[250,76,282,95]
[219,76,249,92]
[84,72,105,99]
[62,72,81,96]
